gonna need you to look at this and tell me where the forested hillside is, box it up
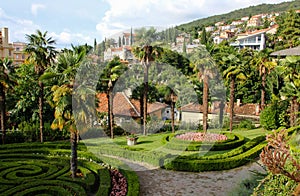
[177,0,300,33]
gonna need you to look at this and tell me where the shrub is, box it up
[238,119,255,129]
[260,99,289,130]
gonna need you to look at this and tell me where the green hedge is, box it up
[0,142,140,196]
[163,136,267,172]
[163,132,245,151]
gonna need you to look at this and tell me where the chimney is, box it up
[2,27,9,45]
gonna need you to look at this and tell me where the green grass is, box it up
[83,128,268,171]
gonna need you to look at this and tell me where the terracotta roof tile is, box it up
[96,92,167,117]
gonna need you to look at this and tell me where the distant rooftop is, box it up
[270,46,300,56]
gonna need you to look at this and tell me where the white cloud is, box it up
[31,4,46,16]
[49,30,94,47]
[96,0,291,39]
[0,8,40,42]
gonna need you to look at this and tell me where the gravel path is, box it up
[118,157,266,196]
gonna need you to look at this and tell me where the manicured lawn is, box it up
[83,128,268,171]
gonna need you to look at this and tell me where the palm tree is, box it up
[132,45,162,135]
[252,49,277,110]
[25,30,57,143]
[98,57,127,139]
[223,53,246,132]
[0,58,15,144]
[190,45,215,133]
[41,48,88,178]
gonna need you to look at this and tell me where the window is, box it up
[16,47,20,51]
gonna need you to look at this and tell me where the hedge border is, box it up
[0,142,139,196]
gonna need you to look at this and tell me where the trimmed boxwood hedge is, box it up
[96,134,266,172]
[163,132,245,151]
[163,136,267,172]
[0,142,140,196]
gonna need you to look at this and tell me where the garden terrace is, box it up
[0,142,140,196]
[84,128,268,172]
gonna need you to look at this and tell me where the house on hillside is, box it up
[247,15,262,27]
[230,25,278,51]
[103,46,134,61]
[96,92,168,125]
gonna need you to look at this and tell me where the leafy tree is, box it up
[24,30,57,143]
[276,10,300,49]
[278,56,300,126]
[200,28,208,45]
[0,58,15,144]
[156,48,191,76]
[94,38,97,53]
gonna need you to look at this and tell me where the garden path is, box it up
[118,157,266,196]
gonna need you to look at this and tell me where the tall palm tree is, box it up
[223,53,246,132]
[25,30,57,143]
[252,49,277,110]
[42,48,88,178]
[190,45,215,133]
[98,57,127,139]
[0,58,15,144]
[132,45,162,135]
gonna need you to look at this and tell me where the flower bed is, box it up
[175,132,227,142]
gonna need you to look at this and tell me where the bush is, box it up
[260,99,289,130]
[238,119,255,129]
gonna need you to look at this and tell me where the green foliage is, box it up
[260,99,289,130]
[177,1,300,33]
[163,136,266,172]
[0,142,140,195]
[253,173,298,195]
[238,119,256,130]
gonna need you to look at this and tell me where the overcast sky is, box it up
[0,0,292,48]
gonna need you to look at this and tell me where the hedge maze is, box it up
[95,131,267,172]
[0,142,139,196]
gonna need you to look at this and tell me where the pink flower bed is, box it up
[175,132,227,142]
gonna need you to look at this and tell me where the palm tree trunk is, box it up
[171,94,175,133]
[291,97,299,126]
[143,63,148,135]
[202,75,209,133]
[70,131,78,178]
[0,84,5,144]
[261,72,266,110]
[39,81,44,143]
[219,101,225,128]
[108,86,114,139]
[229,78,235,132]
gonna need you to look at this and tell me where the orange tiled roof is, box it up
[96,92,167,117]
